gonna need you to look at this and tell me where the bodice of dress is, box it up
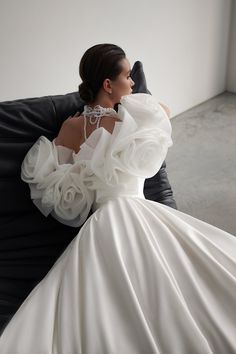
[21,93,173,227]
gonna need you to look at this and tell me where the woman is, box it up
[0,43,235,354]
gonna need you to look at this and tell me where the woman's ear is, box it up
[103,78,113,94]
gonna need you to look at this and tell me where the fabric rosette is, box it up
[112,127,172,177]
[21,136,95,227]
[93,93,173,186]
[99,127,172,186]
[47,163,95,227]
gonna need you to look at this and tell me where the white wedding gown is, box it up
[0,93,235,354]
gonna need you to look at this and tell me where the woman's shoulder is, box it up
[54,116,83,151]
[59,115,83,130]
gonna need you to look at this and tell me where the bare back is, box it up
[54,114,121,154]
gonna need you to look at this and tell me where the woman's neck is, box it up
[88,93,116,109]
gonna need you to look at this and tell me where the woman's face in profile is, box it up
[110,57,135,102]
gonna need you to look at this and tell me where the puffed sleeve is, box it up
[88,93,173,186]
[21,136,95,227]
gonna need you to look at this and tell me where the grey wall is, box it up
[0,0,233,117]
[226,0,236,92]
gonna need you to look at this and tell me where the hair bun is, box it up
[78,81,95,103]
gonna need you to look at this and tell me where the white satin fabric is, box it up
[0,93,236,354]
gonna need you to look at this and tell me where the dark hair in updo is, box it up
[78,43,126,103]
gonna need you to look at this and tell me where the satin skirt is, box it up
[0,197,236,354]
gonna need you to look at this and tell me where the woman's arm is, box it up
[159,102,171,118]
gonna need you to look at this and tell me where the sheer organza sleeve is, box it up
[88,93,173,186]
[21,136,95,227]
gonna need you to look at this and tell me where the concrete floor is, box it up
[165,91,236,235]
